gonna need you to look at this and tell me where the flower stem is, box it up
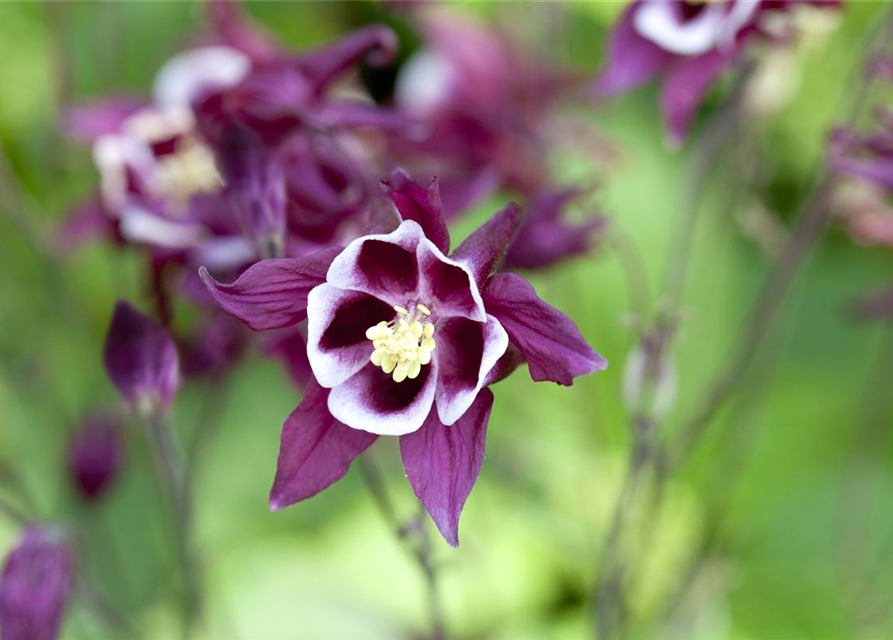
[359,455,447,640]
[144,412,201,639]
[592,57,755,640]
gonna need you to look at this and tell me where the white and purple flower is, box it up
[201,171,607,545]
[592,0,839,146]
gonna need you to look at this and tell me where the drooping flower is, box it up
[0,528,74,640]
[67,413,124,502]
[202,170,607,545]
[592,0,840,146]
[103,301,180,416]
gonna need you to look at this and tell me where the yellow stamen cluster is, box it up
[366,304,436,383]
[152,140,224,211]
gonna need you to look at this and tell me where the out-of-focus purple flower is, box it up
[592,0,839,146]
[103,301,180,416]
[0,528,74,640]
[506,188,607,270]
[392,11,570,212]
[201,170,607,545]
[67,413,123,502]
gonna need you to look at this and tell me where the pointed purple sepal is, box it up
[200,247,340,331]
[483,273,607,386]
[382,169,451,255]
[400,390,493,547]
[269,379,377,510]
[451,202,524,286]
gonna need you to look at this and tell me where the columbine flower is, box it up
[103,301,180,417]
[201,170,607,545]
[592,0,839,146]
[67,413,124,502]
[0,528,73,640]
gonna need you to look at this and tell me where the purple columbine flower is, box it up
[201,170,607,545]
[103,301,181,416]
[0,528,74,640]
[67,413,124,502]
[592,0,839,146]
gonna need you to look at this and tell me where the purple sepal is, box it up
[400,389,493,547]
[0,527,74,640]
[590,3,671,97]
[505,189,606,270]
[103,301,180,414]
[200,246,340,330]
[661,49,736,148]
[382,170,451,255]
[296,25,398,94]
[269,379,377,510]
[67,413,123,502]
[451,202,524,286]
[483,273,607,386]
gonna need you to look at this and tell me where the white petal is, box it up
[153,46,251,108]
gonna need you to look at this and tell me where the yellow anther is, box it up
[416,303,432,316]
[367,304,437,382]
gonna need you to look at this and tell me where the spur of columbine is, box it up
[201,170,607,545]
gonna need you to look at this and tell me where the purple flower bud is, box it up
[0,528,74,640]
[103,301,180,416]
[67,414,123,502]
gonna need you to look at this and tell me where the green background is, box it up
[1,2,892,639]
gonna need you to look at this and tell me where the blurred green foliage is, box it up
[2,2,893,639]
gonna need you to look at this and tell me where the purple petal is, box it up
[417,238,486,322]
[400,388,493,547]
[269,379,377,510]
[200,247,340,330]
[296,25,398,94]
[62,98,147,142]
[326,219,422,305]
[434,315,507,426]
[321,101,425,135]
[382,170,451,255]
[590,3,672,97]
[505,189,606,270]
[451,202,524,287]
[306,284,394,388]
[328,362,438,436]
[483,273,607,386]
[661,48,735,147]
[0,527,74,640]
[103,301,180,413]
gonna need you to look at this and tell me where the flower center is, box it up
[151,139,224,211]
[366,303,436,383]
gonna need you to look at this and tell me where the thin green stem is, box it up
[359,455,447,640]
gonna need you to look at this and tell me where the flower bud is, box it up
[103,301,180,416]
[0,527,74,640]
[67,413,123,502]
